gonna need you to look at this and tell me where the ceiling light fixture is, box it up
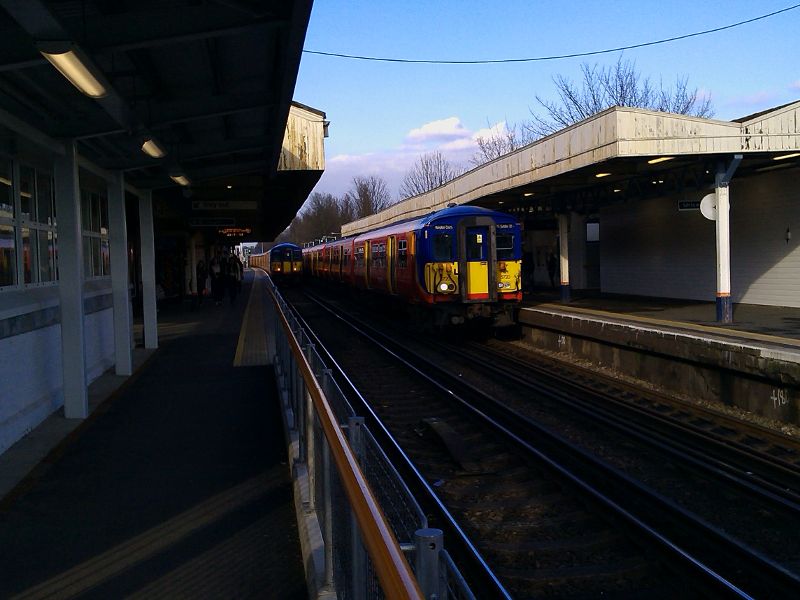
[773,152,800,161]
[523,192,535,197]
[595,172,611,178]
[648,156,675,164]
[37,42,108,99]
[141,138,166,159]
[170,173,191,187]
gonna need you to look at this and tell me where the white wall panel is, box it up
[0,325,62,454]
[84,307,115,382]
[600,170,800,307]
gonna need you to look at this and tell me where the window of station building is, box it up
[433,234,453,262]
[496,233,515,260]
[20,166,58,285]
[398,239,408,268]
[0,159,15,287]
[81,189,110,278]
[0,161,58,289]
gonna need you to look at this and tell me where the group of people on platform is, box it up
[194,253,243,306]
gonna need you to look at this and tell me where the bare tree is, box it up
[344,175,392,219]
[400,151,463,199]
[527,57,714,138]
[471,121,535,166]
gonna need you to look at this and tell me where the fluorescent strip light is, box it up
[141,138,166,159]
[595,172,611,178]
[773,152,800,161]
[38,44,107,99]
[523,192,534,197]
[0,176,11,186]
[170,174,191,186]
[648,156,675,164]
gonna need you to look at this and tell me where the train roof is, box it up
[270,242,302,251]
[302,205,519,250]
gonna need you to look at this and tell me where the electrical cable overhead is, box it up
[304,3,800,64]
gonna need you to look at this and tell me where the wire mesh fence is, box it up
[265,276,474,599]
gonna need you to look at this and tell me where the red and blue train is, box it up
[303,205,523,326]
[249,242,303,282]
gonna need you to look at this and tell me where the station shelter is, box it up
[0,1,324,457]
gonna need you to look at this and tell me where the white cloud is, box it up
[313,116,499,200]
[405,117,471,143]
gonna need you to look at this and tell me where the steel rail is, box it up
[450,341,800,508]
[293,294,513,599]
[304,292,753,599]
[267,285,423,600]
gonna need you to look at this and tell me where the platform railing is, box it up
[264,275,475,600]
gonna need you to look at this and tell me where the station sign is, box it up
[677,200,700,211]
[192,201,257,211]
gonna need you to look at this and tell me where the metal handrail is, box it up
[268,285,423,599]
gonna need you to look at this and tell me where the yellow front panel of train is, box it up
[466,261,489,297]
[497,260,521,291]
[424,262,459,294]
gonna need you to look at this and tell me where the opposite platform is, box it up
[0,272,306,599]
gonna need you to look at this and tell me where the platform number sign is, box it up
[771,388,789,409]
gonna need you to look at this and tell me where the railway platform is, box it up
[0,273,307,599]
[519,291,800,429]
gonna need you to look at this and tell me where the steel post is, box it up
[415,528,444,599]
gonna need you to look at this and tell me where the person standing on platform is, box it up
[209,256,223,305]
[195,259,207,306]
[547,251,558,290]
[227,255,242,305]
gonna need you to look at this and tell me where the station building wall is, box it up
[599,169,800,307]
[1,154,121,456]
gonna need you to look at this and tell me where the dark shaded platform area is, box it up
[0,275,306,599]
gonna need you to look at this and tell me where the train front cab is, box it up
[420,212,522,325]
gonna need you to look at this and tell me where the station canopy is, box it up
[0,0,320,241]
[343,101,800,235]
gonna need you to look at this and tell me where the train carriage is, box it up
[304,205,522,326]
[251,242,303,282]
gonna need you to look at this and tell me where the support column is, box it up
[714,177,732,323]
[54,142,87,419]
[139,190,158,349]
[109,172,132,375]
[558,212,571,302]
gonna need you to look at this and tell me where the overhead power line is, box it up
[304,4,799,64]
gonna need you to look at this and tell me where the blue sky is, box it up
[294,0,800,200]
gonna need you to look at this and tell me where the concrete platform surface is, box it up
[0,273,306,599]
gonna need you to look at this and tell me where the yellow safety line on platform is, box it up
[233,270,268,366]
[529,303,800,349]
[11,473,275,600]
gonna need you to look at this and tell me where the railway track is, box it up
[282,287,800,598]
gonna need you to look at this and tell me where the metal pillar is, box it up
[558,212,571,302]
[348,416,367,600]
[414,528,444,599]
[714,155,742,324]
[54,142,88,418]
[108,172,132,375]
[139,190,158,348]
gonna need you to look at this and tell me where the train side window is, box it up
[433,234,452,261]
[398,239,407,268]
[343,247,350,266]
[496,234,514,260]
[355,245,364,265]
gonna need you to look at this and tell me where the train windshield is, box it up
[433,234,453,261]
[496,234,514,260]
[292,249,302,261]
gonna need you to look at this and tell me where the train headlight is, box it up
[438,282,449,292]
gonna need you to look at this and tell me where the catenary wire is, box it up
[303,3,799,64]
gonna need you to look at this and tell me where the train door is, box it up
[458,218,497,302]
[387,236,396,293]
